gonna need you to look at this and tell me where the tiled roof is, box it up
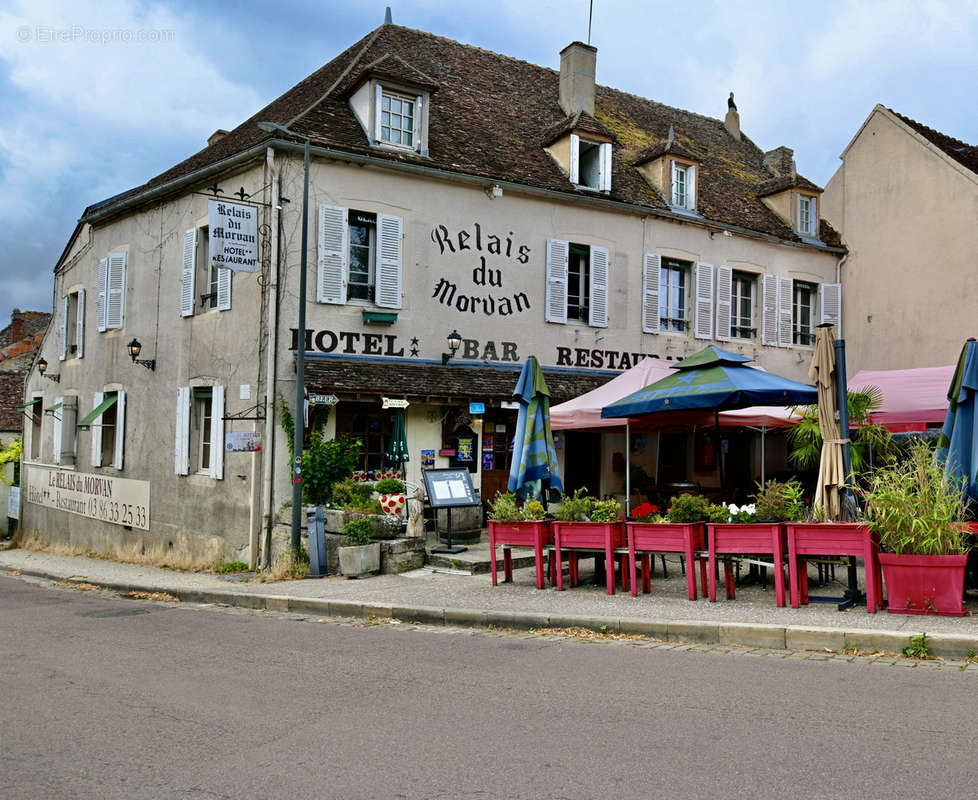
[890,108,978,175]
[541,111,616,146]
[86,24,834,246]
[0,372,25,431]
[305,359,609,404]
[755,173,822,198]
[0,311,51,348]
[632,137,697,166]
[337,53,440,96]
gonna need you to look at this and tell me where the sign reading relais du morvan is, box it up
[208,199,258,273]
[25,465,150,530]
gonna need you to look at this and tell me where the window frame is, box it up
[670,160,697,211]
[793,281,817,346]
[346,210,377,303]
[192,388,214,475]
[798,194,817,236]
[379,89,416,149]
[730,272,757,340]
[658,258,690,333]
[566,244,591,323]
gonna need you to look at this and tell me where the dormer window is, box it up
[380,91,415,147]
[670,160,696,210]
[569,133,611,191]
[797,194,817,236]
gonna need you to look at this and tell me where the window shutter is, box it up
[106,252,126,329]
[374,83,383,142]
[216,268,231,311]
[670,161,679,206]
[569,133,580,184]
[97,257,108,332]
[317,204,347,304]
[209,385,225,480]
[694,262,714,340]
[820,282,842,325]
[90,391,104,467]
[811,197,818,236]
[687,164,697,210]
[545,239,569,323]
[112,391,126,469]
[642,253,661,334]
[598,142,612,191]
[53,396,63,464]
[414,95,423,151]
[181,229,196,317]
[715,265,733,342]
[59,295,68,361]
[761,274,779,346]
[175,387,190,475]
[588,246,609,328]
[777,277,793,348]
[375,213,403,309]
[75,289,85,359]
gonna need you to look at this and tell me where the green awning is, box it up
[44,402,62,415]
[76,395,117,429]
[17,399,42,411]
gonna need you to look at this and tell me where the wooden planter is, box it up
[878,552,968,616]
[487,520,552,590]
[552,521,626,595]
[706,523,786,606]
[626,522,705,600]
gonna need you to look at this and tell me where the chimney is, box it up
[724,92,740,141]
[764,146,795,177]
[207,129,229,147]
[558,42,597,117]
[10,308,24,342]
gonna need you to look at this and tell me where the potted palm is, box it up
[487,493,550,589]
[864,442,970,616]
[338,515,381,578]
[552,490,625,594]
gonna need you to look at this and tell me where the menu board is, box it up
[422,468,479,508]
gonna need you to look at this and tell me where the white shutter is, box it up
[545,239,569,323]
[569,133,580,184]
[216,268,231,311]
[694,262,714,340]
[375,213,403,308]
[414,95,423,151]
[106,252,126,329]
[97,257,108,332]
[75,289,85,359]
[53,396,63,465]
[90,391,104,468]
[374,83,383,142]
[687,164,697,210]
[715,265,733,342]
[598,142,612,191]
[209,385,224,480]
[588,246,609,328]
[175,387,190,475]
[180,229,196,317]
[59,295,68,361]
[761,274,779,346]
[777,277,794,348]
[642,253,661,334]
[112,391,126,470]
[317,204,347,304]
[820,282,842,325]
[670,161,679,206]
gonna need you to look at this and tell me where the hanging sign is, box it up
[468,402,485,415]
[225,432,262,452]
[308,393,339,406]
[382,397,410,409]
[7,486,20,520]
[208,200,259,272]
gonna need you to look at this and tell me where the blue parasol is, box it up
[508,356,563,499]
[936,339,978,502]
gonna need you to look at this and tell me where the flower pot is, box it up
[338,542,381,578]
[378,493,406,516]
[878,552,968,616]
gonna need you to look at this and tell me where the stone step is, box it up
[424,532,538,575]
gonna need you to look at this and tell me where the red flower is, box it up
[632,502,659,520]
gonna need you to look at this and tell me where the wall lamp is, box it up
[127,338,156,371]
[442,330,462,365]
[36,357,59,382]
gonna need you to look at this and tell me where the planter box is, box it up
[879,552,968,616]
[626,522,704,600]
[706,523,786,606]
[784,522,882,613]
[488,520,552,590]
[338,542,381,578]
[552,521,626,595]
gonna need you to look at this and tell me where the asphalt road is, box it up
[1,574,975,800]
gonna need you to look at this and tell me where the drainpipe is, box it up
[835,252,847,339]
[258,146,281,569]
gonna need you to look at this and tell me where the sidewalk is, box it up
[3,545,978,659]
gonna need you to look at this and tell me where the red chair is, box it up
[707,523,786,606]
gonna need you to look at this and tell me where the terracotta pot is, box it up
[879,552,968,616]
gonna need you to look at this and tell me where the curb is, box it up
[11,565,978,659]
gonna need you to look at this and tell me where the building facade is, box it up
[22,22,843,564]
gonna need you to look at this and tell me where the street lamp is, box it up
[126,338,156,371]
[259,120,310,558]
[37,357,59,382]
[442,330,462,365]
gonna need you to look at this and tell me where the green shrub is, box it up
[589,498,621,523]
[331,479,375,509]
[488,492,522,521]
[752,479,805,522]
[374,478,406,494]
[554,488,593,522]
[524,500,545,520]
[667,494,715,523]
[343,515,375,546]
[214,559,249,574]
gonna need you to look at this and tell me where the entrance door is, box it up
[562,431,601,496]
[481,412,517,506]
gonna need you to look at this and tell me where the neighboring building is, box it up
[23,20,843,564]
[823,105,978,374]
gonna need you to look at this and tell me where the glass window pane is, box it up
[382,96,391,111]
[381,111,390,126]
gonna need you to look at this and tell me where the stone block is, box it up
[844,629,913,655]
[380,537,425,574]
[392,604,445,625]
[619,617,669,640]
[913,632,978,660]
[667,621,720,645]
[718,622,786,650]
[785,626,846,653]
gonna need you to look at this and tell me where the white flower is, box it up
[727,503,739,515]
[745,504,756,515]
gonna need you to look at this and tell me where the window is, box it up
[798,194,817,236]
[569,134,612,191]
[380,91,414,147]
[317,206,403,308]
[51,395,77,466]
[670,161,696,210]
[545,239,609,327]
[730,272,755,339]
[96,252,126,331]
[60,289,85,360]
[659,259,690,332]
[793,282,816,345]
[81,391,126,468]
[28,397,42,460]
[174,386,224,478]
[337,408,393,472]
[181,227,231,316]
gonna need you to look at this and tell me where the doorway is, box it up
[562,431,601,496]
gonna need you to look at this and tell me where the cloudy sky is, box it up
[1,0,976,324]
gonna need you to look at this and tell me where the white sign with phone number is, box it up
[25,465,150,530]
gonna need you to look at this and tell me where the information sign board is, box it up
[422,468,479,509]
